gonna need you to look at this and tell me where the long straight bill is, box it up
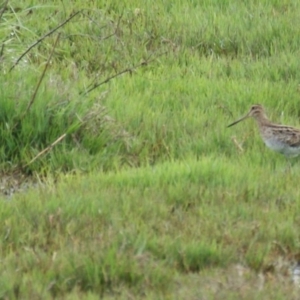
[227,114,249,127]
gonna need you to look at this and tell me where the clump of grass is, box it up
[0,71,132,173]
[171,241,227,272]
[0,6,168,174]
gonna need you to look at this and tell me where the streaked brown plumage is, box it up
[228,104,300,157]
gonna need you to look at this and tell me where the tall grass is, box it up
[1,0,300,173]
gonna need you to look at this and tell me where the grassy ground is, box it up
[1,0,300,298]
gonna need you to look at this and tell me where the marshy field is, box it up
[1,0,300,299]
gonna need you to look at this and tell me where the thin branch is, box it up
[27,33,60,114]
[24,133,67,167]
[0,43,4,58]
[79,11,122,41]
[64,32,116,42]
[0,0,9,20]
[9,10,81,72]
[80,11,108,29]
[81,51,167,96]
[100,32,115,41]
[115,11,123,34]
[13,33,61,130]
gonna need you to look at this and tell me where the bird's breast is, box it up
[263,137,300,157]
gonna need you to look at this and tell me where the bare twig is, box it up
[65,32,116,42]
[80,11,122,41]
[114,12,123,35]
[0,0,9,20]
[9,10,81,72]
[27,33,60,114]
[80,11,108,30]
[13,33,61,130]
[81,51,167,95]
[0,43,4,58]
[100,32,115,41]
[24,133,67,167]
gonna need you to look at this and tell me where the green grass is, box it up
[1,158,300,298]
[1,0,300,298]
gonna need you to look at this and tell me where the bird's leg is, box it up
[284,157,292,173]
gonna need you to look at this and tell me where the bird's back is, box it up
[259,122,300,157]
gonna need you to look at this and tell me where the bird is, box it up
[227,104,300,157]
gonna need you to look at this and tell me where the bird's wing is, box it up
[273,125,300,147]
